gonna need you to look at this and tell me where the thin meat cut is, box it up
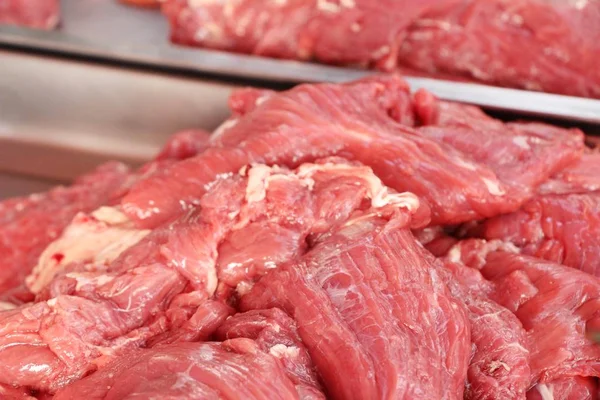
[0,0,60,29]
[121,75,582,229]
[476,192,600,277]
[162,0,600,97]
[455,242,600,386]
[0,162,131,303]
[240,198,471,399]
[438,256,531,399]
[539,152,600,196]
[54,340,314,400]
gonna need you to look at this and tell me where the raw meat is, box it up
[215,309,325,398]
[162,0,600,97]
[0,162,132,303]
[476,192,600,277]
[154,129,212,161]
[527,376,598,400]
[240,199,471,399]
[455,243,600,385]
[0,0,59,29]
[539,152,600,195]
[438,257,531,399]
[53,340,314,400]
[0,159,432,392]
[121,75,582,228]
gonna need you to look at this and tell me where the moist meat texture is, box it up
[0,75,599,399]
[0,0,60,29]
[162,0,600,97]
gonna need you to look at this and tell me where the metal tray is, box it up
[0,48,236,196]
[1,0,599,125]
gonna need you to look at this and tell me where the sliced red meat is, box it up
[0,0,59,29]
[162,0,442,71]
[162,0,600,97]
[399,0,600,97]
[438,256,530,399]
[539,153,600,195]
[458,245,600,385]
[0,162,132,303]
[121,75,582,229]
[0,384,36,400]
[527,376,598,400]
[240,203,470,399]
[477,193,600,277]
[54,340,308,400]
[216,309,325,398]
[154,129,212,162]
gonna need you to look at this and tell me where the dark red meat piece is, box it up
[0,162,132,303]
[121,75,582,229]
[399,0,600,97]
[162,0,600,97]
[240,203,471,399]
[0,0,59,29]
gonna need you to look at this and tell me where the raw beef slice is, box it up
[453,241,600,386]
[476,192,600,277]
[54,340,315,400]
[240,198,471,399]
[0,162,131,303]
[162,0,600,97]
[121,75,582,229]
[0,0,59,29]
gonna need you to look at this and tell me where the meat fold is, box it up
[121,75,583,229]
[0,0,59,29]
[215,308,325,399]
[240,198,471,399]
[0,162,132,303]
[452,241,600,386]
[53,339,313,400]
[162,0,600,97]
[475,192,600,277]
[539,152,600,196]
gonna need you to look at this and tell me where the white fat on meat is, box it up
[26,207,150,294]
[269,344,300,359]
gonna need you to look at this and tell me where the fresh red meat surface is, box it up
[240,200,471,399]
[452,242,600,386]
[154,129,212,162]
[0,0,59,29]
[527,376,598,400]
[121,75,583,229]
[475,193,600,277]
[539,152,600,195]
[1,75,600,398]
[54,340,314,400]
[0,162,132,303]
[438,257,531,399]
[162,0,600,97]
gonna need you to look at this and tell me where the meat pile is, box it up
[162,0,600,98]
[0,0,59,29]
[1,74,599,399]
